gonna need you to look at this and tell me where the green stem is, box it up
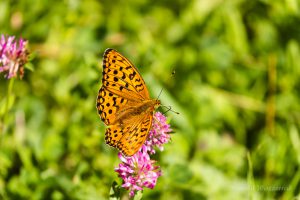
[0,78,15,139]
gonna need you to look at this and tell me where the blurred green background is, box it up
[1,0,300,199]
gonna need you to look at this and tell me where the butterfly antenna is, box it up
[161,105,179,115]
[157,70,176,99]
[157,88,163,100]
[171,70,176,77]
[157,70,179,114]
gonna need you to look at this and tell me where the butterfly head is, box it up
[155,99,161,108]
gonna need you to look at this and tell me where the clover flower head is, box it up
[115,146,162,197]
[144,112,172,154]
[0,34,29,79]
[115,112,172,197]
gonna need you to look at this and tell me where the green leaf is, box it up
[109,181,121,200]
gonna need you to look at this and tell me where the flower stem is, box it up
[0,78,15,139]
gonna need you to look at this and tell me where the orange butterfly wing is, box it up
[96,49,160,156]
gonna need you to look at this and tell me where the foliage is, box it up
[1,0,300,199]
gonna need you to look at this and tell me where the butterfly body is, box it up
[114,99,160,124]
[96,49,160,156]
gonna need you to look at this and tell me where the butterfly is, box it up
[96,48,160,156]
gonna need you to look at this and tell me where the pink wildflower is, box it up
[0,35,29,79]
[144,112,172,154]
[115,146,162,197]
[115,112,172,197]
